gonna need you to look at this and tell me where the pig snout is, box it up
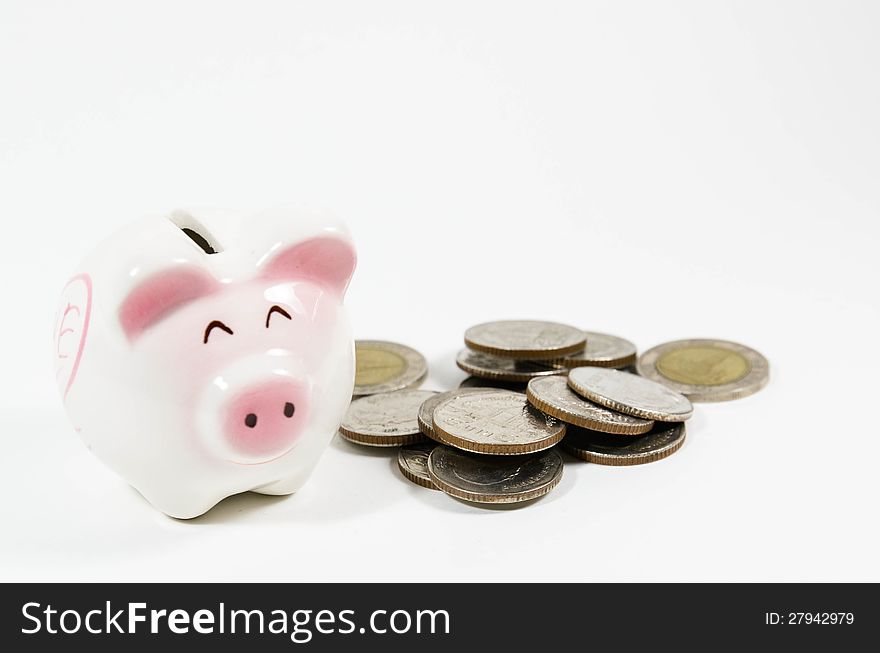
[197,355,312,464]
[224,379,305,458]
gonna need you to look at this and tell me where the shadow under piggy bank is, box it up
[177,433,405,525]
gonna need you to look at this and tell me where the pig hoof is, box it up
[252,477,301,496]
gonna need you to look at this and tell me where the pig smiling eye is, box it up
[203,320,233,343]
[265,305,292,328]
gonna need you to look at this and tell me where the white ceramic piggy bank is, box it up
[53,207,357,518]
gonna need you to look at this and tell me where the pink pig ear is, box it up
[259,235,357,296]
[119,266,220,342]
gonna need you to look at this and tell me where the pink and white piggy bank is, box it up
[53,207,357,518]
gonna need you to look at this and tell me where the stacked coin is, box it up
[341,340,432,446]
[544,367,692,465]
[415,386,565,501]
[340,329,768,508]
[456,321,639,392]
[342,382,566,504]
[455,319,678,467]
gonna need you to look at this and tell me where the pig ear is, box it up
[259,235,357,296]
[119,266,220,342]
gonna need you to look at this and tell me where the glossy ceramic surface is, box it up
[53,206,357,518]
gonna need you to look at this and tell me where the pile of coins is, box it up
[339,322,769,507]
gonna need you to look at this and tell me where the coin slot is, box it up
[168,211,222,255]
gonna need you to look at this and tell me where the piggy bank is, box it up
[53,207,357,518]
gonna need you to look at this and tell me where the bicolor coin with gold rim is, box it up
[353,340,427,396]
[637,339,769,402]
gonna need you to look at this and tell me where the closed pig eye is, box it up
[204,320,233,343]
[266,305,292,328]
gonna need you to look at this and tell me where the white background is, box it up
[1,1,878,582]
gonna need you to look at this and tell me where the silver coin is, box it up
[458,376,527,393]
[353,340,428,396]
[567,367,693,422]
[561,422,686,466]
[431,389,566,455]
[637,338,769,402]
[397,442,438,490]
[339,389,437,447]
[526,376,654,435]
[418,387,494,439]
[427,445,564,504]
[464,320,586,359]
[456,348,566,383]
[554,331,637,369]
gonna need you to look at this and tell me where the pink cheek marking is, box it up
[118,267,220,343]
[223,379,309,460]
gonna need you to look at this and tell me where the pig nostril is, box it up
[284,402,295,418]
[244,413,258,428]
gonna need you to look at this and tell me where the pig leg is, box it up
[251,473,310,496]
[136,483,225,520]
[250,426,339,496]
